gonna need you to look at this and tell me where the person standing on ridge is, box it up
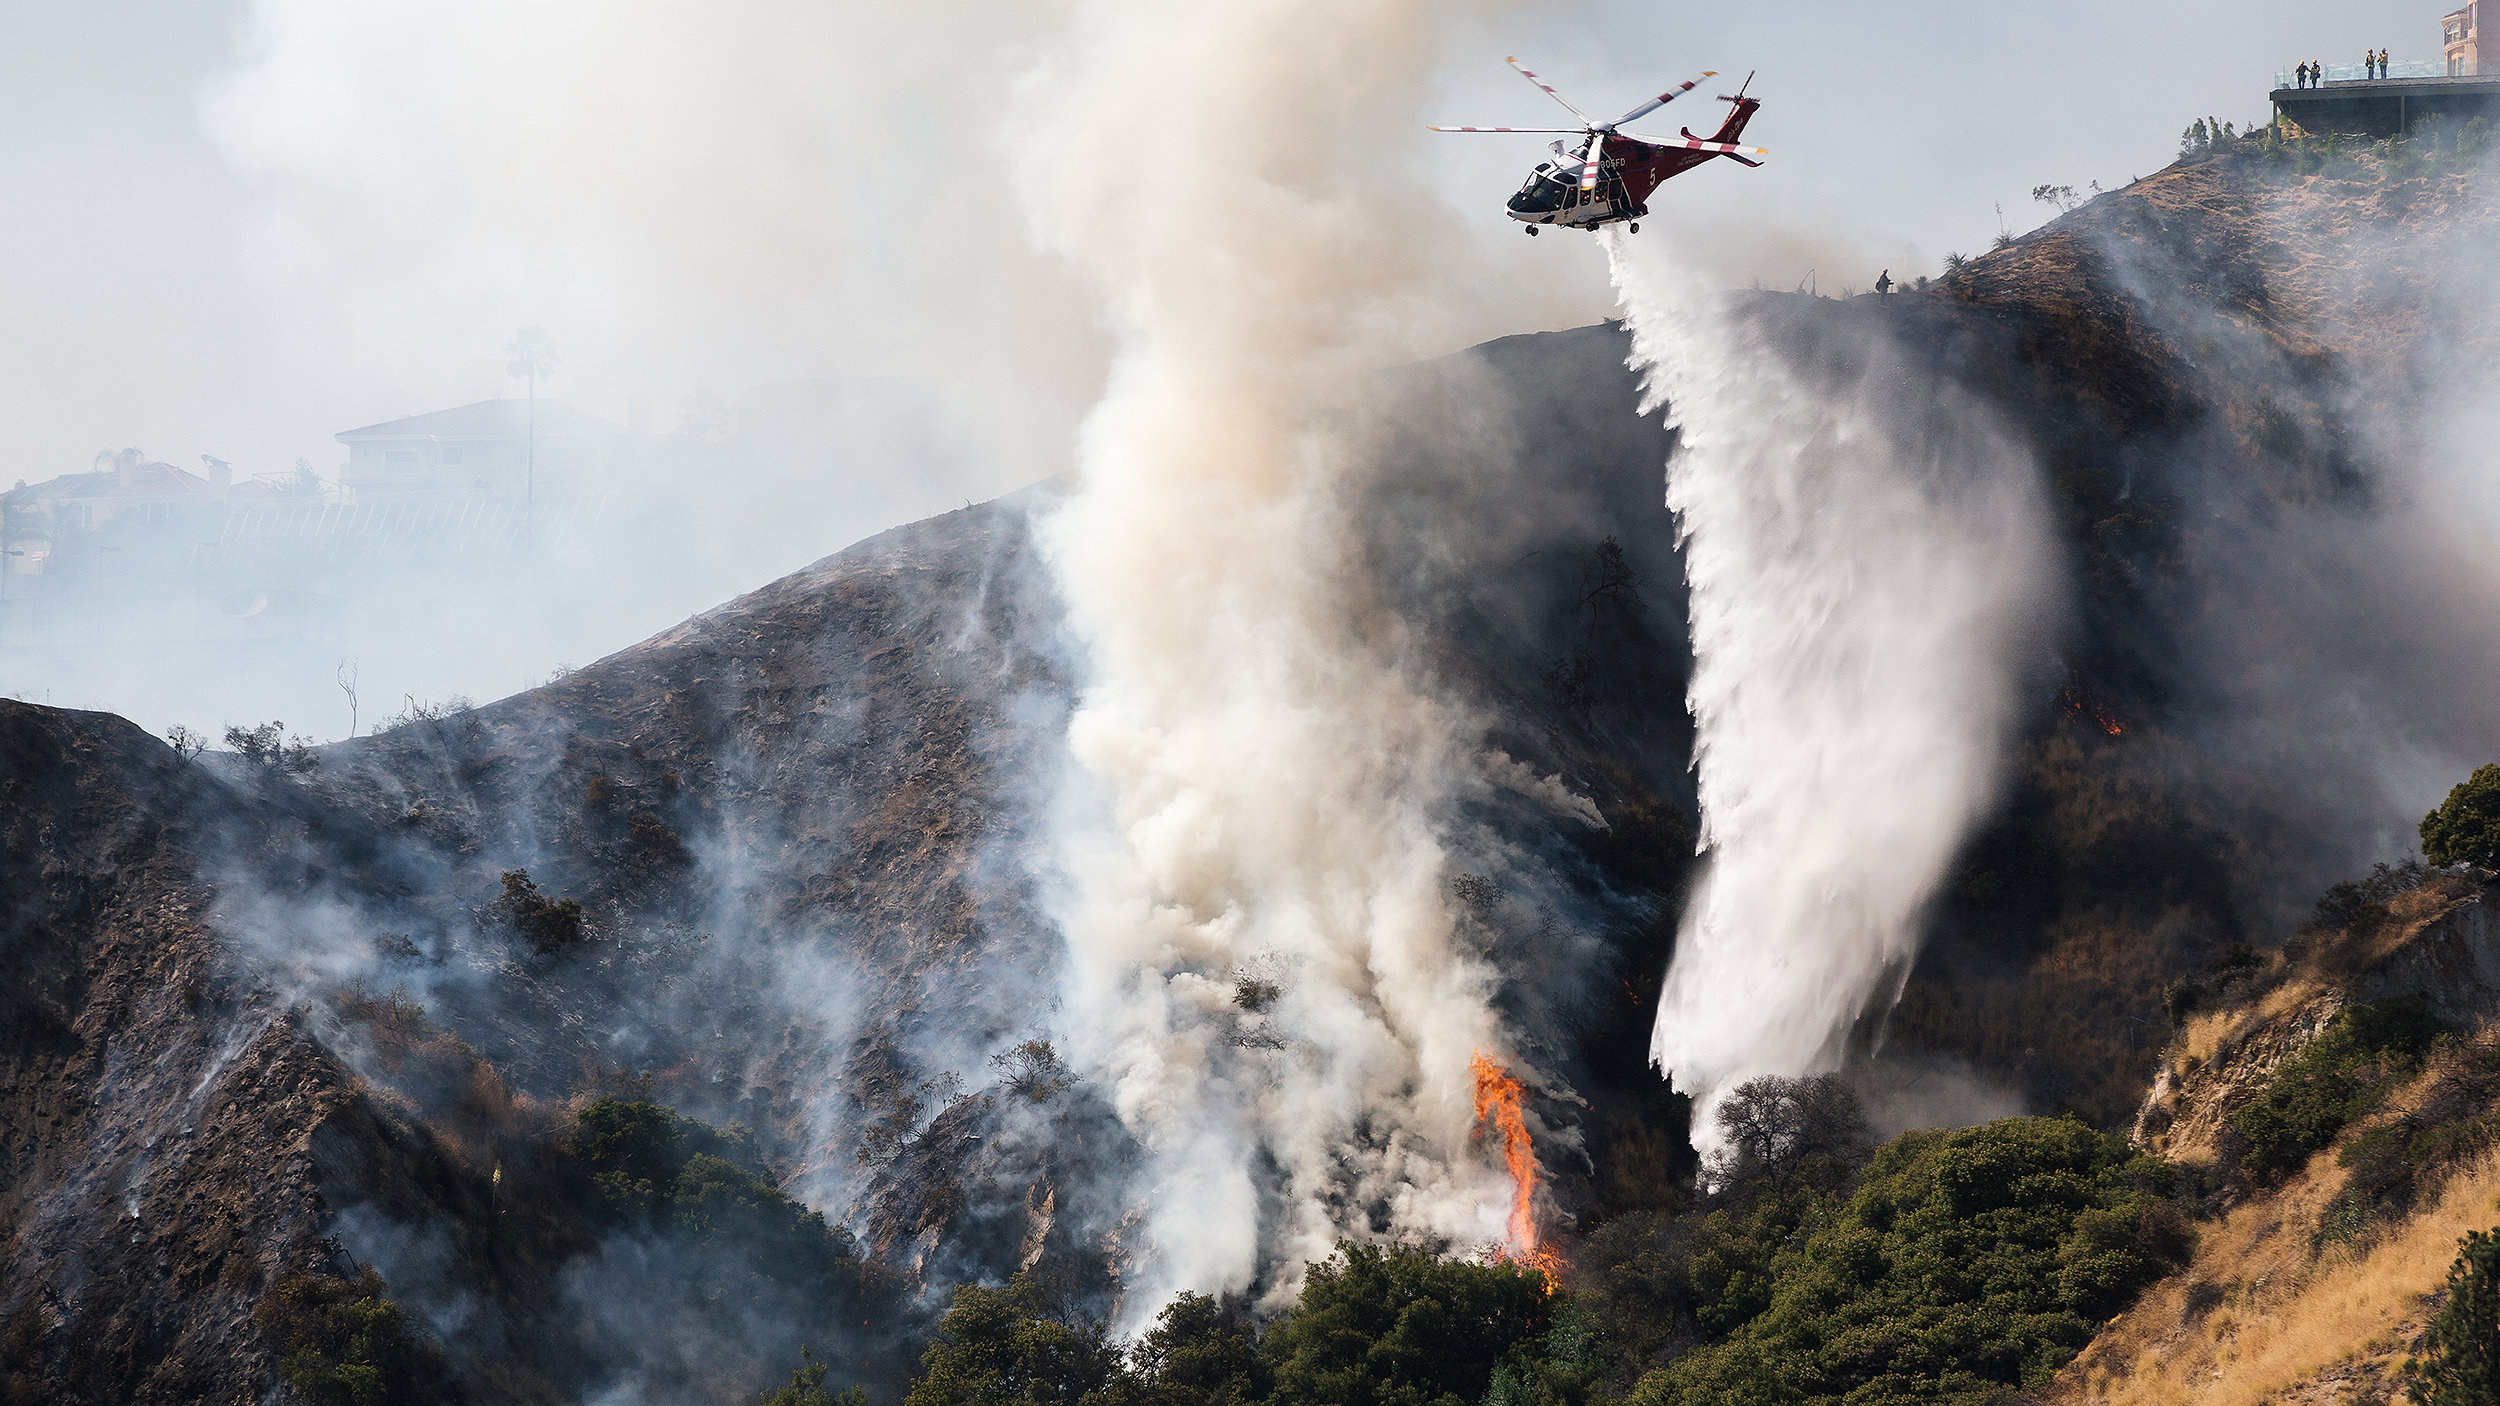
[1875,269,1893,298]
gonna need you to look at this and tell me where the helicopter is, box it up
[1431,59,1766,234]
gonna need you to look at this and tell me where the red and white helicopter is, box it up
[1432,59,1766,234]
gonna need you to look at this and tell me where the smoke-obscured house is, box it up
[0,451,305,582]
[1,401,633,654]
[336,398,631,497]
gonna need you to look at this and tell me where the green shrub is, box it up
[761,1346,867,1406]
[2407,1229,2500,1404]
[251,1267,444,1405]
[490,869,585,953]
[2459,116,2492,163]
[1570,1086,1872,1384]
[904,1273,1123,1406]
[225,720,318,775]
[1631,1117,2189,1406]
[2312,860,2427,931]
[2230,997,2443,1176]
[570,1098,858,1283]
[1118,1291,1266,1406]
[1260,1243,1557,1406]
[2336,1043,2500,1214]
[2421,764,2500,869]
[630,810,692,867]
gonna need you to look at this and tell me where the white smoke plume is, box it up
[1007,0,1545,1312]
[1607,237,2062,1152]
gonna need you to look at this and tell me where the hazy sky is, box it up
[0,0,2441,728]
[1,0,2430,498]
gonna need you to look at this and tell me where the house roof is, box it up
[1,463,213,506]
[336,398,629,443]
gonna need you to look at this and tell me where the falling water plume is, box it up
[1603,234,2062,1153]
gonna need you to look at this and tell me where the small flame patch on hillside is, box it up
[2061,686,2125,736]
[1471,1050,1561,1286]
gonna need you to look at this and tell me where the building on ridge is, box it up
[2446,3,2485,76]
[2272,4,2500,135]
[334,398,631,499]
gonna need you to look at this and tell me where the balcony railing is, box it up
[2276,59,2449,88]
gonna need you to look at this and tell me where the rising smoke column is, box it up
[1607,237,2061,1150]
[1007,2,1547,1311]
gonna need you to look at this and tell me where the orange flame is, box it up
[1471,1050,1561,1286]
[2060,687,2124,737]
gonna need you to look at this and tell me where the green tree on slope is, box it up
[1634,1118,2190,1406]
[2409,1229,2500,1404]
[1259,1243,1556,1406]
[2421,763,2500,869]
[905,1274,1123,1406]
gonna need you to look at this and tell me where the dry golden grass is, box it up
[2050,1140,2500,1405]
[2145,875,2488,1161]
[2297,876,2483,986]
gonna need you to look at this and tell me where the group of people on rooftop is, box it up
[2294,51,2394,88]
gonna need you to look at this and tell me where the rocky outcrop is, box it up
[2133,873,2495,1161]
[2055,873,2500,1405]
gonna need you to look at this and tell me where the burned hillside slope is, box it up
[1883,138,2500,1126]
[0,702,466,1404]
[1,327,1711,1401]
[8,141,2500,1400]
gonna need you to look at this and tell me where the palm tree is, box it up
[504,327,561,508]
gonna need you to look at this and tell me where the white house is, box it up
[334,399,632,498]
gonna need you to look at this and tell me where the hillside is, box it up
[8,126,2500,1403]
[2047,868,2500,1404]
[2,324,1702,1403]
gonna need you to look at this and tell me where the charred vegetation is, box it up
[9,142,2500,1405]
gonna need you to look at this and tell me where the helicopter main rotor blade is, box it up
[1426,125,1590,133]
[1606,72,1717,129]
[1506,56,1592,122]
[1621,131,1769,157]
[1577,129,1607,191]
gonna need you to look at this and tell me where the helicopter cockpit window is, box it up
[1508,163,1575,213]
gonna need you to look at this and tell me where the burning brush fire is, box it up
[1471,1050,1563,1286]
[2060,685,2124,737]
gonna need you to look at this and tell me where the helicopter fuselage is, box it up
[1508,96,1761,230]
